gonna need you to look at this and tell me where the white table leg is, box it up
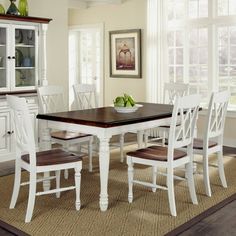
[98,136,111,211]
[39,120,51,191]
[137,130,144,148]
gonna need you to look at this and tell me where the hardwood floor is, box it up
[0,145,235,236]
[166,145,236,236]
[179,199,236,236]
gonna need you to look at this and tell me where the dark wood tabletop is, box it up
[36,102,173,128]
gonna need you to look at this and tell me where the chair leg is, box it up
[127,157,134,203]
[152,166,157,192]
[10,159,21,209]
[186,162,198,205]
[64,169,69,179]
[144,130,148,147]
[162,130,166,146]
[203,152,212,197]
[217,150,227,188]
[88,138,93,172]
[43,171,51,191]
[64,142,70,179]
[55,170,61,198]
[74,163,82,211]
[167,168,176,216]
[120,133,125,163]
[25,172,37,223]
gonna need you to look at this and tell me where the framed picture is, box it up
[109,29,141,78]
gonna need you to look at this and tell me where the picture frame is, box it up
[109,29,141,78]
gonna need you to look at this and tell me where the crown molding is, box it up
[68,0,124,9]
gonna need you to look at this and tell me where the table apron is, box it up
[43,117,171,138]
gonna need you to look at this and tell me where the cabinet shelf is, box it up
[16,67,35,69]
[0,44,6,47]
[15,44,35,48]
[0,67,6,70]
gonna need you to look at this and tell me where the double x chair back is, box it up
[37,85,93,173]
[73,83,98,110]
[7,95,82,222]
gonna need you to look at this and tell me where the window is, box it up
[147,0,236,109]
[167,30,184,83]
[218,0,236,16]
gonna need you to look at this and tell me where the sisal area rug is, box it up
[0,146,236,236]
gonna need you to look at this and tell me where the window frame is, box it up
[160,0,236,109]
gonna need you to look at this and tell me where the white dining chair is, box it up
[7,95,83,223]
[192,90,230,197]
[73,83,98,109]
[144,82,190,146]
[37,85,93,175]
[126,94,201,216]
[73,83,126,162]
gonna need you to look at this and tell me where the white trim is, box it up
[146,0,161,102]
[68,0,123,9]
[222,137,236,147]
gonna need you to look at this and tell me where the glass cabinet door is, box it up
[14,26,37,89]
[0,26,7,90]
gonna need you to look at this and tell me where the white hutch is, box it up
[0,14,51,162]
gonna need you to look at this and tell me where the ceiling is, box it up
[68,0,124,9]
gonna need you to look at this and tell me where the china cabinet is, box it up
[0,24,38,91]
[0,14,51,162]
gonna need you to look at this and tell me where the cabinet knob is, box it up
[7,131,14,135]
[12,56,15,59]
[7,56,11,59]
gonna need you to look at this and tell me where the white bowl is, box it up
[113,104,143,113]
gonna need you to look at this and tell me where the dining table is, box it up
[37,102,173,211]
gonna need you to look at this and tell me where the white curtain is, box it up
[146,0,163,103]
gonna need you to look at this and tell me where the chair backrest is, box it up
[37,85,66,114]
[73,84,98,110]
[205,90,230,142]
[168,94,201,161]
[163,82,190,104]
[7,95,36,162]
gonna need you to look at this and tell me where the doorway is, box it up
[68,24,104,109]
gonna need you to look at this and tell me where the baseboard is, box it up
[223,138,236,148]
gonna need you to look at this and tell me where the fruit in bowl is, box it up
[113,93,136,107]
[113,94,140,113]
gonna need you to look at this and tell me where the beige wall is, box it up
[69,0,147,105]
[29,0,69,100]
[197,113,236,147]
[0,0,69,101]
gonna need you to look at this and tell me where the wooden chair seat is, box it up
[51,131,92,141]
[159,122,181,129]
[127,145,187,161]
[193,138,217,150]
[21,149,83,166]
[165,138,218,150]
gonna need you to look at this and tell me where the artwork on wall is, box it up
[109,29,141,78]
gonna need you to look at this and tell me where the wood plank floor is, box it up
[0,145,235,236]
[179,199,236,236]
